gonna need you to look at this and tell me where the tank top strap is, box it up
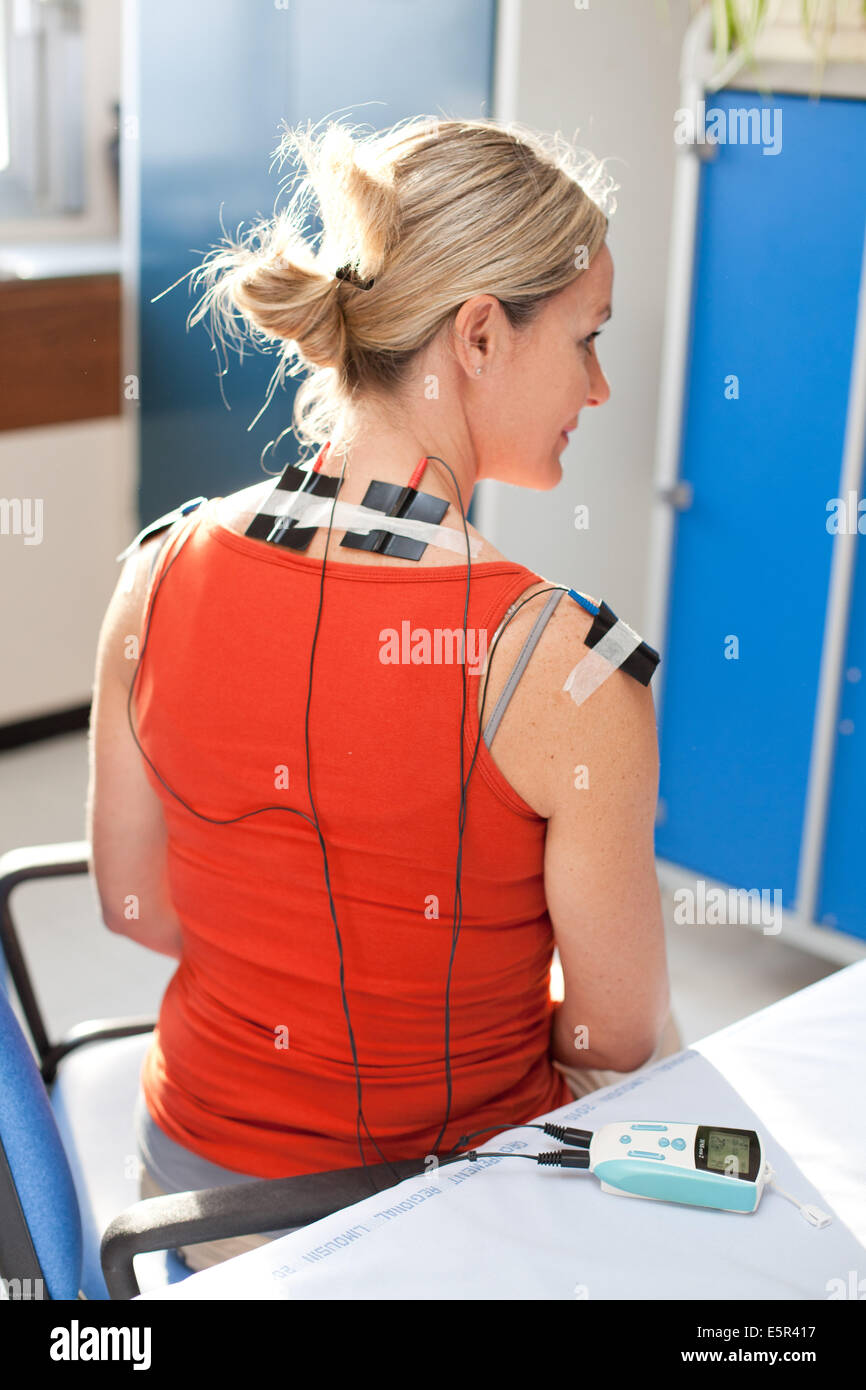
[482,585,567,750]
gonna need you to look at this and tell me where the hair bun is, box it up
[313,125,400,287]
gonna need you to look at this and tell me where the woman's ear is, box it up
[451,294,500,377]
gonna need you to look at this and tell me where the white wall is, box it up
[480,0,691,633]
[0,416,135,723]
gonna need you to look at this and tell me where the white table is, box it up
[139,961,866,1300]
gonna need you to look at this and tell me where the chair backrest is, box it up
[0,986,82,1299]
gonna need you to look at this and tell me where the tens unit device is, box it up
[463,1116,830,1224]
[588,1122,766,1213]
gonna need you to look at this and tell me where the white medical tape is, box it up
[562,618,642,707]
[255,488,483,559]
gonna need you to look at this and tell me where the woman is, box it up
[87,116,677,1273]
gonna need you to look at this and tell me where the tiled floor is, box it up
[0,729,843,1048]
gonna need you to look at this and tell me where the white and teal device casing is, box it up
[589,1123,767,1213]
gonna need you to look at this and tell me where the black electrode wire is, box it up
[423,453,573,1157]
[440,580,575,1143]
[433,587,584,1163]
[302,452,405,1187]
[443,1121,594,1157]
[434,1148,592,1169]
[436,1150,539,1166]
[127,521,315,833]
[420,456,472,1155]
[443,1123,548,1155]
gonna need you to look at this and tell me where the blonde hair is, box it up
[187,115,616,459]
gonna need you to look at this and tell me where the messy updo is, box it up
[187,115,616,458]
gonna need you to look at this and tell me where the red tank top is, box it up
[136,498,571,1177]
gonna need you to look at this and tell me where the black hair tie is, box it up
[334,264,375,290]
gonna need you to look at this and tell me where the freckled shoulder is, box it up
[476,582,596,739]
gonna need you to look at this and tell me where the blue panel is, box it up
[138,0,495,524]
[0,988,82,1300]
[656,92,866,909]
[817,460,866,939]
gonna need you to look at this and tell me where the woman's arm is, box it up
[538,603,669,1072]
[86,540,184,959]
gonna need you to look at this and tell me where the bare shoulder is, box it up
[536,596,660,817]
[479,585,659,820]
[96,533,173,690]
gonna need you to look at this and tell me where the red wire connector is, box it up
[312,441,331,474]
[408,456,428,490]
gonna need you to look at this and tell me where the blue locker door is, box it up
[816,459,866,939]
[655,91,866,909]
[137,0,496,524]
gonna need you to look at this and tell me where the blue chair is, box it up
[0,842,425,1300]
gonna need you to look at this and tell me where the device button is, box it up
[630,1124,668,1131]
[627,1150,665,1160]
[671,1138,687,1151]
[620,1135,631,1145]
[658,1138,670,1148]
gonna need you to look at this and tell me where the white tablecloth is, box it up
[139,961,866,1300]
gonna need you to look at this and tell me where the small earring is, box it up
[475,367,482,375]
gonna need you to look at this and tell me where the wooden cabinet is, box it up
[0,274,120,432]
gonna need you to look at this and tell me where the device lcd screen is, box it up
[706,1129,751,1175]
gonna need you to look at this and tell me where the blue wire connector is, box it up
[567,588,599,616]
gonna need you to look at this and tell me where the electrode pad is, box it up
[563,589,660,705]
[252,489,483,559]
[341,481,450,561]
[245,465,342,551]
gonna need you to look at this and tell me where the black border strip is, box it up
[0,705,90,753]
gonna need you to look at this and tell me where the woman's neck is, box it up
[322,420,477,523]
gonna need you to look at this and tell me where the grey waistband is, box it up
[134,1090,298,1239]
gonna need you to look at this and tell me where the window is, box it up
[0,0,84,219]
